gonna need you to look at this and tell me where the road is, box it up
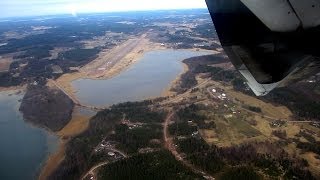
[81,148,127,180]
[163,112,215,180]
[82,162,109,180]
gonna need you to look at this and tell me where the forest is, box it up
[172,54,227,93]
[174,136,315,179]
[19,84,74,131]
[97,150,202,180]
[49,101,167,180]
[261,86,320,121]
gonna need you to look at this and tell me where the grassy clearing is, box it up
[228,117,261,138]
[57,115,91,137]
[227,89,292,120]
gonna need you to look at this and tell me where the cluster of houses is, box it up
[94,140,124,160]
[211,88,228,101]
[270,120,286,128]
[310,122,320,128]
[121,119,143,130]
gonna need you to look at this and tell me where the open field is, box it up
[0,57,12,72]
[301,152,320,177]
[57,115,91,138]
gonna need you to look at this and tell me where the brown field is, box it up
[301,152,320,178]
[228,90,292,120]
[57,115,91,137]
[0,57,12,72]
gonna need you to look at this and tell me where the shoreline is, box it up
[52,47,211,105]
[0,85,26,93]
[39,47,213,179]
[162,61,189,97]
[39,108,93,180]
[0,88,61,180]
[49,40,166,105]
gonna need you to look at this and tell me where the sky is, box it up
[0,0,207,18]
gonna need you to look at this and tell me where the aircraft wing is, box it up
[205,0,320,96]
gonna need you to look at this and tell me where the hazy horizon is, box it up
[0,0,207,19]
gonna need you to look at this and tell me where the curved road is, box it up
[81,148,127,180]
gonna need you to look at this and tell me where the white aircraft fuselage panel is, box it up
[240,0,301,32]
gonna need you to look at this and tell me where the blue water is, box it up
[73,49,211,106]
[0,91,58,180]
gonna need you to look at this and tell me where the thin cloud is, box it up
[0,0,207,18]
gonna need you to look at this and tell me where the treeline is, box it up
[175,137,315,179]
[296,142,320,155]
[169,104,216,136]
[243,105,262,113]
[13,45,53,60]
[261,87,320,121]
[0,72,23,87]
[0,17,139,56]
[110,101,166,123]
[0,58,61,87]
[172,54,227,93]
[192,23,218,39]
[194,65,237,82]
[177,137,225,174]
[174,54,250,95]
[0,47,100,87]
[49,101,166,180]
[220,166,262,180]
[98,150,203,180]
[110,123,163,153]
[59,48,100,63]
